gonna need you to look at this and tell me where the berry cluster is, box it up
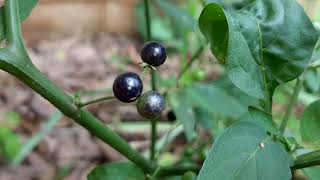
[112,41,166,119]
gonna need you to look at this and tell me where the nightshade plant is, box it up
[0,0,320,179]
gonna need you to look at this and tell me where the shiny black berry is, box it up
[140,41,167,67]
[113,72,143,103]
[136,91,165,119]
[167,111,176,122]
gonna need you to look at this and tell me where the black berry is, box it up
[136,91,165,119]
[140,41,167,67]
[113,72,143,103]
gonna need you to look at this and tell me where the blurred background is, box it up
[0,0,319,179]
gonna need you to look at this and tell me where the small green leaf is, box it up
[197,122,292,180]
[301,100,320,145]
[0,0,38,40]
[87,162,145,180]
[4,111,22,128]
[304,69,320,93]
[168,91,197,141]
[0,128,22,162]
[199,1,318,101]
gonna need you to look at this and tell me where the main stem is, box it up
[279,77,303,134]
[144,0,157,161]
[3,0,155,174]
[2,0,201,177]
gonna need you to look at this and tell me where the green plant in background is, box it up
[0,0,320,179]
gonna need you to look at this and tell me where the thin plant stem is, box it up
[279,77,304,134]
[143,0,158,161]
[144,0,152,41]
[77,96,115,108]
[4,0,24,50]
[2,0,156,173]
[177,44,205,82]
[292,150,320,170]
[2,0,202,177]
[150,119,157,160]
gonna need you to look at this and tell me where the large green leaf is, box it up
[199,1,318,101]
[300,100,320,145]
[87,162,145,180]
[197,122,292,180]
[0,0,38,40]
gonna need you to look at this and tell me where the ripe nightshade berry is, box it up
[140,41,167,67]
[136,91,165,119]
[113,72,143,103]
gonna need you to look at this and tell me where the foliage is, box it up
[0,0,319,179]
[88,162,145,180]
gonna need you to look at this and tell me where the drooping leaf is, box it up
[87,162,145,180]
[300,100,320,145]
[197,122,292,180]
[0,0,38,40]
[199,1,318,101]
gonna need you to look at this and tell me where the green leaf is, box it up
[300,100,320,145]
[154,0,198,35]
[197,122,292,180]
[304,69,320,93]
[0,0,38,40]
[87,162,145,180]
[242,107,280,135]
[0,128,22,162]
[186,82,251,118]
[168,91,197,141]
[304,166,320,180]
[199,1,318,101]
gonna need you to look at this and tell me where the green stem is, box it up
[279,77,303,134]
[77,96,115,108]
[292,150,320,170]
[1,0,156,173]
[4,0,24,50]
[152,167,161,178]
[177,45,205,81]
[150,119,157,160]
[144,0,152,41]
[144,0,158,161]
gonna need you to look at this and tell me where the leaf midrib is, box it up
[232,136,270,179]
